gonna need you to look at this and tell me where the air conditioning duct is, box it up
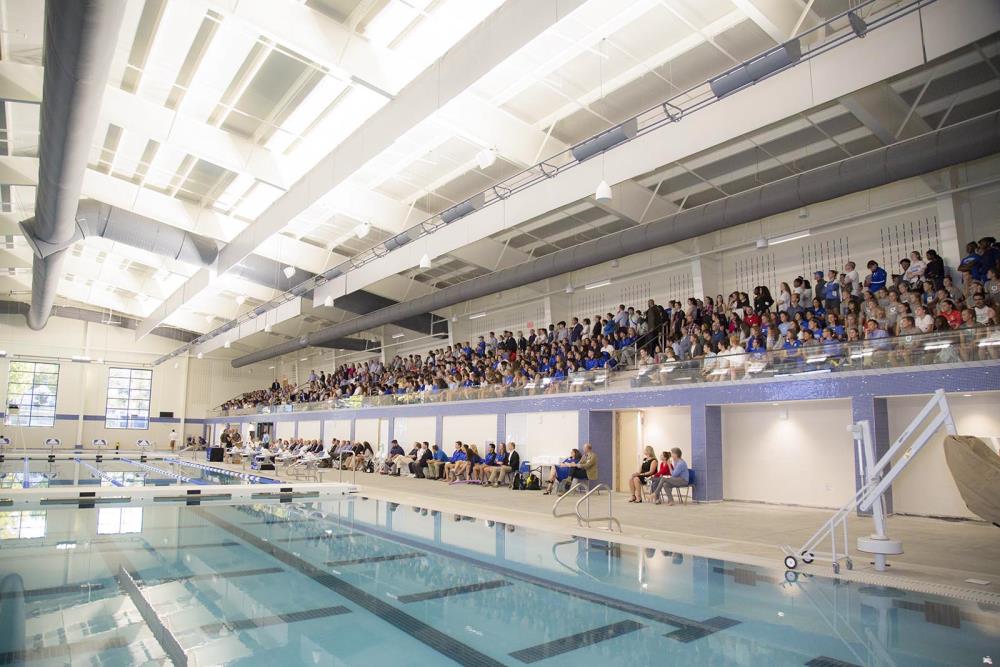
[710,40,802,99]
[383,230,414,252]
[440,192,486,224]
[571,118,638,162]
[232,111,1000,368]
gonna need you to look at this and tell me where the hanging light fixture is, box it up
[476,148,497,169]
[196,352,204,359]
[354,222,371,239]
[323,295,334,307]
[235,295,246,305]
[595,180,612,202]
[283,265,296,279]
[419,253,432,269]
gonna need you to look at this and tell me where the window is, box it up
[5,361,59,427]
[0,510,46,539]
[105,368,153,429]
[97,507,143,534]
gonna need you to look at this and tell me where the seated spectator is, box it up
[426,444,448,479]
[627,446,657,503]
[486,442,519,487]
[646,451,673,503]
[542,448,580,495]
[658,448,690,505]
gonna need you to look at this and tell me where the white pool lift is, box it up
[783,389,957,574]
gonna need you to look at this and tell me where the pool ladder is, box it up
[551,482,621,533]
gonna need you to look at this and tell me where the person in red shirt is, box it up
[941,299,962,329]
[646,451,674,504]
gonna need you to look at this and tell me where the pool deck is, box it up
[196,453,1000,602]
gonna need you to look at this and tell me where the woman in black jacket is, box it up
[753,285,774,314]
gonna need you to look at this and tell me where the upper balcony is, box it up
[211,326,1000,417]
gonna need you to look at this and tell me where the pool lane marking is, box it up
[509,620,645,664]
[199,605,351,634]
[397,580,512,604]
[192,506,507,667]
[345,520,741,643]
[324,552,425,567]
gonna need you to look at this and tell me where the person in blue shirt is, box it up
[443,441,466,481]
[542,448,581,495]
[866,260,887,294]
[473,443,498,482]
[426,444,448,479]
[823,269,841,313]
[657,447,690,505]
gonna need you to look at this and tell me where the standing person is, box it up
[865,260,887,294]
[168,429,178,452]
[644,299,662,351]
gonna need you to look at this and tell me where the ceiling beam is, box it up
[139,0,590,341]
[729,0,820,44]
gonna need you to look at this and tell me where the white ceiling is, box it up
[0,0,997,357]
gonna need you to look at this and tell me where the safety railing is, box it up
[211,326,1000,417]
[575,484,621,533]
[551,481,586,520]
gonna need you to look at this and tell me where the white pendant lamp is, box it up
[595,179,612,202]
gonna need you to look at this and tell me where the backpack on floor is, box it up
[510,472,525,490]
[524,473,541,491]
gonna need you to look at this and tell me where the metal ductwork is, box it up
[22,0,125,330]
[232,110,1000,368]
[0,300,198,343]
[76,200,220,266]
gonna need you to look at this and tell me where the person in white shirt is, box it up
[914,305,934,333]
[776,283,792,313]
[904,251,926,286]
[168,429,178,451]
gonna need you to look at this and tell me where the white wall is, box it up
[886,392,1000,519]
[324,419,351,441]
[442,414,497,449]
[298,420,321,441]
[722,400,855,508]
[505,411,579,462]
[274,421,295,441]
[640,407,692,461]
[356,418,385,452]
[393,416,436,446]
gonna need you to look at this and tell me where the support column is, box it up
[936,193,968,289]
[579,410,613,488]
[349,419,356,441]
[386,417,395,446]
[434,414,443,448]
[497,413,506,446]
[850,395,893,513]
[690,404,723,502]
[691,255,723,302]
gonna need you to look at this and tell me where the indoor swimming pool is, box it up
[0,456,279,489]
[0,496,995,666]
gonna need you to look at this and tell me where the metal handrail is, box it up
[551,481,584,519]
[574,484,621,533]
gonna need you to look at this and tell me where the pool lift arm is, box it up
[782,389,957,574]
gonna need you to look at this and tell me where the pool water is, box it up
[0,497,995,666]
[0,457,278,488]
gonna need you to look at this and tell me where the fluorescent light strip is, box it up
[767,230,811,246]
[71,355,92,363]
[584,279,612,290]
[391,333,405,339]
[469,312,486,320]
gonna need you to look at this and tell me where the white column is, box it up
[936,193,968,288]
[691,255,723,301]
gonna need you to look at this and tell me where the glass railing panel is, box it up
[209,327,998,417]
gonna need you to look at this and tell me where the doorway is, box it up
[615,411,641,492]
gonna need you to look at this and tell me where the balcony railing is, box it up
[210,326,1000,417]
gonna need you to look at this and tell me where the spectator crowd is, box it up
[218,237,999,411]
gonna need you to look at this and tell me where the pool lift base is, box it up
[782,389,956,574]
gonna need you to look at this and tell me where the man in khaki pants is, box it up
[487,442,520,487]
[563,442,598,491]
